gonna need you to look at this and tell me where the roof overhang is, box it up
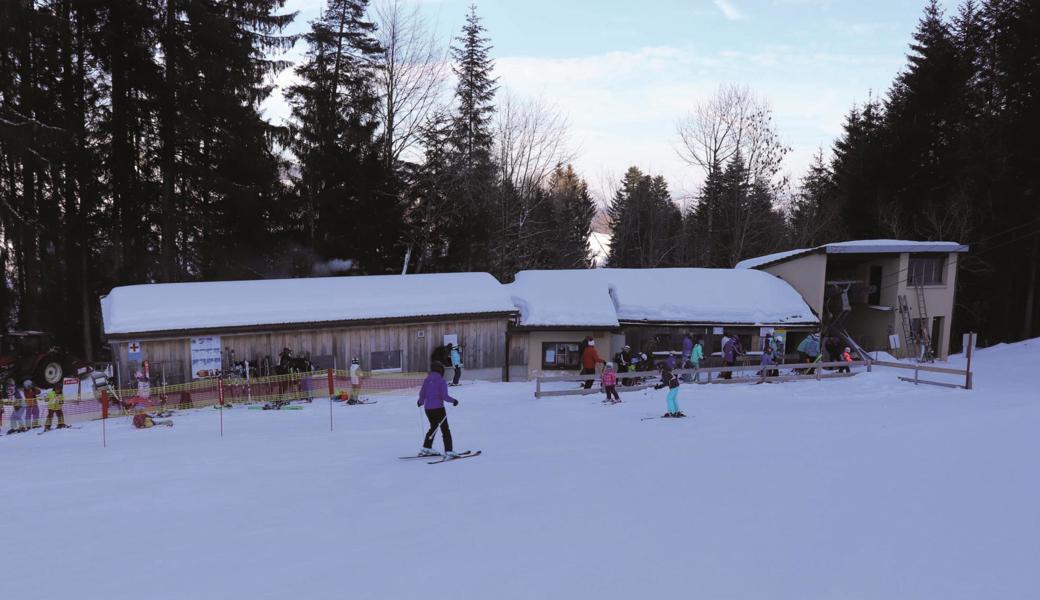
[617,320,818,329]
[106,311,517,341]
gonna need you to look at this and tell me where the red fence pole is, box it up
[327,369,334,432]
[101,390,108,448]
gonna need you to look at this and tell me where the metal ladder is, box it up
[897,294,916,359]
[913,285,935,362]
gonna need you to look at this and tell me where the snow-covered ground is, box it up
[3,341,1038,599]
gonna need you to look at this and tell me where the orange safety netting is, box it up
[0,369,430,426]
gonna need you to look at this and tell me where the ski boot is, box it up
[662,413,673,418]
[674,411,686,418]
[418,447,440,457]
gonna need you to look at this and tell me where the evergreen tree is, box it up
[547,165,595,269]
[788,151,844,247]
[607,167,682,268]
[444,4,498,272]
[286,0,401,275]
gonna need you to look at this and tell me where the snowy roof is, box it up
[102,273,517,336]
[506,271,620,328]
[736,239,969,269]
[508,268,818,327]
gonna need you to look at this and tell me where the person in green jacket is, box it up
[690,337,704,382]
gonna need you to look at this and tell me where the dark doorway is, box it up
[868,266,882,305]
[931,316,944,358]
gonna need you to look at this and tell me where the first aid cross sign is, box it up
[128,341,142,361]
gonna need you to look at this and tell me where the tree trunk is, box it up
[160,0,178,282]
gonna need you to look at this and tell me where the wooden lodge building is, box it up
[101,273,518,386]
[102,267,824,386]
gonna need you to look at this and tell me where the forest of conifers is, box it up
[1,0,1036,358]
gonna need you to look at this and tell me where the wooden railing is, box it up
[534,361,870,398]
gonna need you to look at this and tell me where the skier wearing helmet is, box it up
[349,356,362,402]
[839,347,854,373]
[601,362,620,404]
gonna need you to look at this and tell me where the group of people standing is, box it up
[3,378,67,434]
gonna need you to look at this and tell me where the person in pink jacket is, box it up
[601,362,620,404]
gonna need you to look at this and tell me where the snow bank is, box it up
[102,273,516,335]
[737,239,969,269]
[509,268,818,327]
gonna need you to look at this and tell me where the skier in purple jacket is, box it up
[417,361,460,457]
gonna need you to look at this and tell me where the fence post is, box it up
[964,332,975,390]
[218,378,224,438]
[101,390,108,448]
[914,366,919,385]
[327,369,334,432]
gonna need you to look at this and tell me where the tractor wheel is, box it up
[36,359,64,386]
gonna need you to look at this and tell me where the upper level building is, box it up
[737,240,969,360]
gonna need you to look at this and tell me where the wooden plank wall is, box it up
[118,317,509,385]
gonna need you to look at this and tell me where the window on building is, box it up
[370,350,402,372]
[542,342,581,370]
[907,255,945,286]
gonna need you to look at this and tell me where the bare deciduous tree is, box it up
[675,83,789,187]
[373,0,447,166]
[494,92,574,196]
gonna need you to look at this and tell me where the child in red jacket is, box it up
[601,362,620,404]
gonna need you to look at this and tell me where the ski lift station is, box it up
[100,239,966,385]
[736,240,969,361]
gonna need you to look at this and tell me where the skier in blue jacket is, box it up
[417,361,460,457]
[448,343,463,386]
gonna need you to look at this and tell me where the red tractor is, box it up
[0,331,91,387]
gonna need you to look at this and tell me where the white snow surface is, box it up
[589,231,611,266]
[736,239,969,269]
[101,272,516,335]
[4,339,1038,599]
[509,268,818,326]
[3,340,1039,598]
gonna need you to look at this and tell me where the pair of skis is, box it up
[398,450,482,464]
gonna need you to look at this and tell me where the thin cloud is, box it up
[712,0,744,21]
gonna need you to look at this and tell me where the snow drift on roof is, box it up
[508,268,818,327]
[506,271,620,328]
[102,273,516,335]
[736,239,968,269]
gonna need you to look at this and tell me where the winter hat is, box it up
[587,339,595,346]
[23,379,33,388]
[606,362,615,370]
[844,347,851,352]
[430,361,445,376]
[351,356,359,365]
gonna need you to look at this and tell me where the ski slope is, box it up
[2,341,1038,600]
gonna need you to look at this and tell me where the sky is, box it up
[267,0,961,204]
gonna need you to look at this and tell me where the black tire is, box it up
[36,358,64,386]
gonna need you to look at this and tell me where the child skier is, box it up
[839,347,854,373]
[654,364,685,418]
[5,378,25,434]
[23,380,40,429]
[417,361,460,457]
[601,362,620,404]
[43,389,68,431]
[349,356,362,402]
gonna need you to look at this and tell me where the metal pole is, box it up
[964,332,974,390]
